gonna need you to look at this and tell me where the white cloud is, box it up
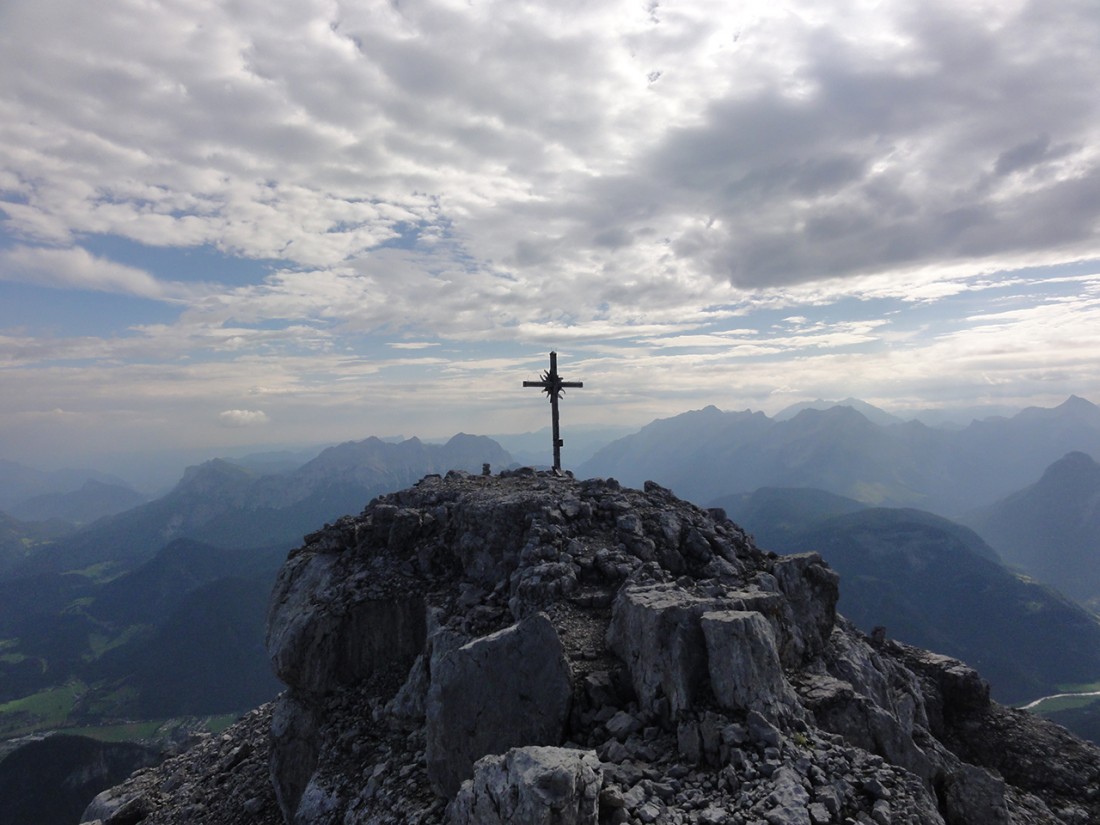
[3,0,1100,467]
[218,409,269,427]
[3,0,1094,320]
[0,245,174,299]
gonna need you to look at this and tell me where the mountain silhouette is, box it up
[965,450,1100,607]
[5,434,512,580]
[716,487,1100,704]
[581,396,1100,515]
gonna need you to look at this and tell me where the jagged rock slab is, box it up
[426,612,573,796]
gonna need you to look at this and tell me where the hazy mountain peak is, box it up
[0,460,131,511]
[443,432,509,454]
[1015,394,1100,424]
[653,404,723,423]
[774,398,901,426]
[785,403,877,431]
[965,450,1100,605]
[1034,451,1100,491]
[178,458,255,487]
[1057,395,1100,420]
[303,437,415,469]
[1061,394,1096,409]
[5,479,148,525]
[1049,449,1099,469]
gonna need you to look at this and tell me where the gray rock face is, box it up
[446,746,601,825]
[81,470,1100,825]
[268,694,320,819]
[771,552,840,666]
[942,763,1010,825]
[700,609,800,721]
[606,584,729,718]
[267,560,428,698]
[426,612,573,797]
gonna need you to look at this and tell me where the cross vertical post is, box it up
[523,351,584,471]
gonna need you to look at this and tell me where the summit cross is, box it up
[523,351,584,471]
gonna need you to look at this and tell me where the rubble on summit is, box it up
[83,470,1100,824]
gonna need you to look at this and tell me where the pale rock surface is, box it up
[700,608,802,721]
[446,746,601,825]
[605,583,730,718]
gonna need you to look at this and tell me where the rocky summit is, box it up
[82,470,1100,824]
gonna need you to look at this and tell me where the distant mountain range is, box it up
[715,487,1100,704]
[489,424,638,468]
[580,395,1100,516]
[5,480,148,525]
[773,397,905,426]
[0,434,512,732]
[5,433,512,581]
[0,460,136,519]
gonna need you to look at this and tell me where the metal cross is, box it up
[523,351,584,471]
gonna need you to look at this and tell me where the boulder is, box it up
[426,612,573,797]
[446,746,602,825]
[942,763,1010,825]
[607,578,838,722]
[700,610,801,721]
[606,584,729,718]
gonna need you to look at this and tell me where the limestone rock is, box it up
[763,766,811,825]
[771,552,840,666]
[446,746,601,825]
[426,612,573,797]
[700,609,801,721]
[267,573,428,699]
[942,763,1010,825]
[605,583,728,718]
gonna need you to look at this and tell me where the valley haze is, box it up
[0,396,1089,497]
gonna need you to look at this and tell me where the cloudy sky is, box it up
[2,0,1099,472]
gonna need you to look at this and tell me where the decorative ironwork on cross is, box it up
[523,351,584,471]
